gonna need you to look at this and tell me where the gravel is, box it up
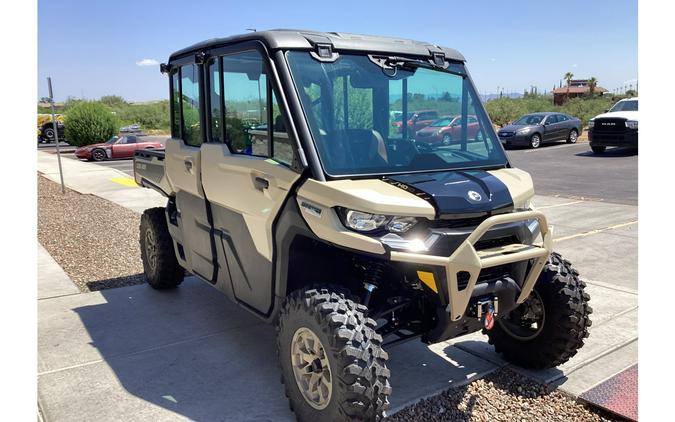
[388,368,618,422]
[37,175,146,291]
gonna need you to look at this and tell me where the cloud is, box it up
[623,77,638,85]
[572,63,578,68]
[136,58,159,67]
[490,58,496,62]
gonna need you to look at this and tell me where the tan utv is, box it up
[134,29,592,422]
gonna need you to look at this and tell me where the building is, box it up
[552,79,607,105]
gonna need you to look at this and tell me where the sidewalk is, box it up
[37,153,637,420]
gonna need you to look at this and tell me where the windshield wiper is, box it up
[368,55,465,77]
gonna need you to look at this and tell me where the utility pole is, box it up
[47,77,65,194]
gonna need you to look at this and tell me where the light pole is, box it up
[47,77,65,194]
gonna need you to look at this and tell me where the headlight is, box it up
[517,127,531,134]
[588,120,595,129]
[626,120,638,129]
[338,209,418,233]
[343,210,388,232]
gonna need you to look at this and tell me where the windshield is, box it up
[429,117,454,127]
[105,136,119,144]
[609,100,638,112]
[513,115,544,125]
[286,52,507,177]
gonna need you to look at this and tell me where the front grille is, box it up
[430,215,488,229]
[499,131,514,137]
[474,235,520,251]
[594,118,626,133]
[417,131,433,138]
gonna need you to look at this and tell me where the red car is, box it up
[393,110,440,134]
[75,135,163,161]
[414,115,480,145]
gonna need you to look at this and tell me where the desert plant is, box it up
[64,102,119,147]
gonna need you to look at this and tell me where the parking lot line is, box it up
[523,143,581,153]
[110,177,138,187]
[554,220,638,243]
[538,200,584,210]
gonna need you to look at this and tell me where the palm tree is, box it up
[588,77,598,97]
[564,72,574,102]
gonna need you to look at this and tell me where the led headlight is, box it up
[338,209,418,233]
[625,120,638,129]
[344,210,388,232]
[588,119,595,129]
[517,127,531,134]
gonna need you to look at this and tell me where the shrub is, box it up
[64,102,119,147]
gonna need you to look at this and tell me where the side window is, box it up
[126,136,137,144]
[222,50,269,156]
[272,91,292,165]
[180,63,202,147]
[171,71,181,138]
[208,58,223,143]
[546,115,558,124]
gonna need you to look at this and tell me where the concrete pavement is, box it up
[37,152,638,420]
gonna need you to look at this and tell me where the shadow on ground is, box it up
[56,277,506,421]
[575,147,638,158]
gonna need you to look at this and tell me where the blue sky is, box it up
[38,0,637,102]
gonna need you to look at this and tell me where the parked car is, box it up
[497,112,582,149]
[37,114,65,143]
[74,135,163,161]
[588,97,638,154]
[415,115,480,145]
[392,110,440,133]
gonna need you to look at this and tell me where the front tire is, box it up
[567,129,578,143]
[92,148,107,161]
[441,134,452,146]
[43,127,55,142]
[591,145,606,154]
[277,288,391,422]
[139,207,184,289]
[486,252,592,369]
[529,133,541,149]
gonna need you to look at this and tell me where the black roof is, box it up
[168,29,465,63]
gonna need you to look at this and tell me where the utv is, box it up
[134,29,591,422]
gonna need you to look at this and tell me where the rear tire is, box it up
[140,207,184,289]
[43,126,55,142]
[486,252,592,369]
[277,288,391,422]
[591,145,606,154]
[567,129,578,143]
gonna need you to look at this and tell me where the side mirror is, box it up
[604,109,609,112]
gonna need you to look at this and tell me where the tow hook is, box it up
[476,297,499,330]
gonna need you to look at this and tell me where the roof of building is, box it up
[553,85,608,94]
[169,29,465,63]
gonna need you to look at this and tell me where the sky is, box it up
[38,0,638,102]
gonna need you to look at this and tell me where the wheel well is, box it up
[284,236,364,296]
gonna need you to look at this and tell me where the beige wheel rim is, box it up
[291,327,332,410]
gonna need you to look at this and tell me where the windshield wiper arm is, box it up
[368,55,465,77]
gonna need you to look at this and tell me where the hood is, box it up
[417,125,441,133]
[77,143,108,150]
[385,170,514,217]
[499,124,535,132]
[592,110,638,121]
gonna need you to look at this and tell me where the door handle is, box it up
[254,176,269,191]
[184,159,194,173]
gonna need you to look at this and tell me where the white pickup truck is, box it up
[588,97,638,153]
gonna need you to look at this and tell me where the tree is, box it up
[588,77,598,97]
[564,72,574,101]
[64,102,119,147]
[100,95,127,107]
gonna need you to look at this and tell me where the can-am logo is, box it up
[467,190,482,202]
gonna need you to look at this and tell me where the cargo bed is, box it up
[133,149,173,197]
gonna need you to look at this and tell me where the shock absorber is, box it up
[362,260,385,307]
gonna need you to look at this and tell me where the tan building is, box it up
[553,79,607,105]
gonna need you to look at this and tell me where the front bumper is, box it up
[390,210,552,321]
[74,149,92,159]
[589,129,638,148]
[498,133,530,146]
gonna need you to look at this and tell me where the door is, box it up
[111,135,137,158]
[542,114,559,141]
[200,49,301,314]
[165,63,216,282]
[556,114,571,139]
